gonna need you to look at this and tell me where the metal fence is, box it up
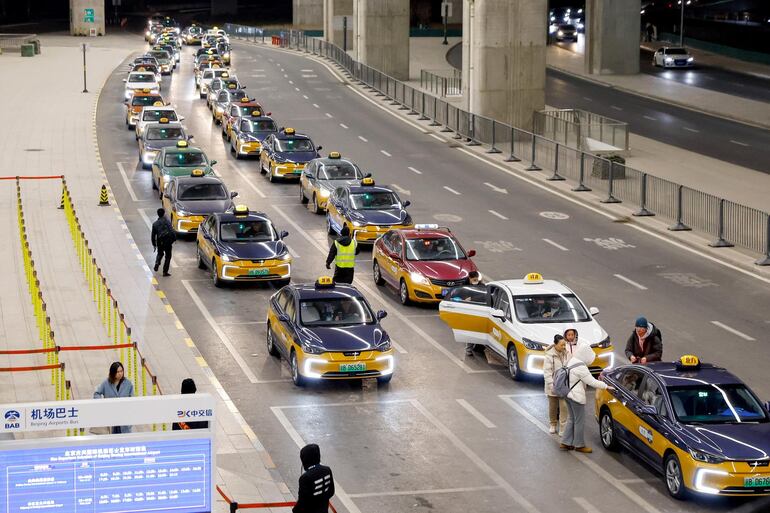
[0,33,37,51]
[534,109,630,151]
[420,69,462,97]
[224,24,770,265]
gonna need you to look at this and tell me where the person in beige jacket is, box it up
[543,335,570,435]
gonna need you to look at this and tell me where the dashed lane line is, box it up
[542,238,569,251]
[682,127,700,133]
[380,150,392,157]
[408,166,423,175]
[358,136,368,142]
[730,140,750,147]
[456,399,497,428]
[574,497,603,513]
[710,321,756,341]
[613,274,648,290]
[116,162,139,202]
[325,113,333,118]
[312,103,320,109]
[444,186,461,195]
[610,105,623,111]
[339,123,349,129]
[488,210,508,220]
[642,115,657,121]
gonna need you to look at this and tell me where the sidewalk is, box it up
[0,32,291,511]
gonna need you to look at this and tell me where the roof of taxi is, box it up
[639,361,744,387]
[346,184,394,194]
[315,156,355,166]
[398,227,453,239]
[144,120,184,128]
[492,278,574,297]
[169,174,223,185]
[160,144,204,154]
[276,130,310,140]
[214,210,270,223]
[289,282,364,300]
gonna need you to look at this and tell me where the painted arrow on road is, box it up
[484,182,508,194]
[391,184,411,195]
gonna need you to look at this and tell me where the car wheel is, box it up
[399,280,411,306]
[377,374,393,385]
[152,179,158,190]
[299,185,308,204]
[197,245,207,269]
[599,410,620,451]
[268,167,277,183]
[326,215,335,235]
[373,260,384,286]
[266,324,279,357]
[507,344,522,381]
[311,194,321,214]
[290,351,305,386]
[211,259,223,288]
[664,453,687,500]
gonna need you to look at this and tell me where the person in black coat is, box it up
[151,208,176,277]
[172,378,209,431]
[625,316,663,364]
[293,444,334,513]
[325,225,359,284]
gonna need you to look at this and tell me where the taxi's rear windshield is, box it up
[146,127,184,140]
[242,120,277,133]
[220,221,275,242]
[132,96,162,106]
[299,297,375,327]
[668,384,768,424]
[143,110,177,121]
[318,162,361,180]
[178,183,227,201]
[164,152,205,167]
[129,74,155,82]
[148,51,170,60]
[513,294,590,323]
[350,191,399,210]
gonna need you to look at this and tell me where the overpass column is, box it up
[462,0,546,131]
[585,0,641,75]
[325,0,354,50]
[353,0,410,80]
[294,0,324,30]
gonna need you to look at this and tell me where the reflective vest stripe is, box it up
[334,240,356,268]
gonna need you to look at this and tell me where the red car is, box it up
[372,224,479,305]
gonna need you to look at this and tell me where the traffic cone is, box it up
[98,185,109,206]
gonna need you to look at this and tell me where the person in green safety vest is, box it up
[325,224,359,284]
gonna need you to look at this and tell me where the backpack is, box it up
[552,362,586,398]
[156,220,177,244]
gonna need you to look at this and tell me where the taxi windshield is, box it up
[146,127,184,140]
[318,162,361,180]
[405,236,465,261]
[164,152,206,167]
[350,191,399,210]
[228,91,247,101]
[668,384,768,424]
[513,294,590,323]
[132,96,161,106]
[275,138,314,152]
[243,120,277,133]
[177,183,227,201]
[299,297,375,327]
[222,79,239,89]
[129,74,155,82]
[220,221,275,242]
[143,110,177,121]
[149,51,170,60]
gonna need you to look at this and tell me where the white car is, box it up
[199,67,230,99]
[438,272,615,380]
[652,47,694,68]
[135,106,183,139]
[123,72,160,100]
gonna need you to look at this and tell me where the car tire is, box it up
[373,260,385,286]
[326,215,335,235]
[266,324,280,357]
[291,351,305,387]
[268,167,277,183]
[299,186,308,204]
[664,453,688,500]
[211,259,223,288]
[399,280,411,306]
[377,374,393,385]
[197,245,206,269]
[507,343,522,381]
[311,194,321,214]
[152,179,157,190]
[599,410,620,451]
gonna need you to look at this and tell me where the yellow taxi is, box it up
[438,272,613,380]
[260,128,321,182]
[124,90,164,128]
[196,205,291,287]
[596,355,770,499]
[299,152,366,214]
[266,277,394,386]
[161,170,236,235]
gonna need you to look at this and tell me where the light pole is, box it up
[679,0,685,46]
[442,1,449,45]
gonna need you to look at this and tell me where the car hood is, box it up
[407,260,476,280]
[682,423,770,462]
[350,208,408,226]
[299,325,388,352]
[516,320,607,346]
[175,199,232,215]
[219,240,287,260]
[275,151,317,163]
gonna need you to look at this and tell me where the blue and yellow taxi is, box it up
[161,170,237,235]
[229,114,277,159]
[596,355,770,500]
[196,205,291,287]
[325,178,413,244]
[266,277,394,386]
[260,128,321,182]
[299,152,367,214]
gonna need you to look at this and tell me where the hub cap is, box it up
[666,459,681,495]
[600,415,613,446]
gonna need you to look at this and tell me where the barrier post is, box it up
[120,315,126,362]
[487,120,502,153]
[106,290,112,337]
[600,161,621,203]
[141,358,147,396]
[132,343,138,386]
[525,135,541,171]
[152,376,158,431]
[572,152,591,191]
[65,380,72,436]
[756,216,770,266]
[504,126,521,162]
[709,199,734,248]
[668,185,690,231]
[125,326,131,375]
[633,173,654,216]
[546,143,565,181]
[113,299,119,345]
[418,92,429,121]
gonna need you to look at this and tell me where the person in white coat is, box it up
[543,335,570,435]
[560,343,613,453]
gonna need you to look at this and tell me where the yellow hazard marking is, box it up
[156,290,166,299]
[195,356,208,367]
[184,337,195,347]
[165,304,174,314]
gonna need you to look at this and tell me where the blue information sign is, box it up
[0,437,211,513]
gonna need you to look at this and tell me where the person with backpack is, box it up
[624,316,662,364]
[151,208,176,277]
[555,343,613,453]
[543,334,570,435]
[293,443,335,513]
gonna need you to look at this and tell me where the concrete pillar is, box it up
[354,0,409,80]
[69,0,104,36]
[325,0,354,50]
[462,0,546,131]
[585,0,640,75]
[294,0,324,30]
[211,0,237,17]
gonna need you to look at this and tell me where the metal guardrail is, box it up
[534,109,630,152]
[224,24,770,265]
[420,69,462,97]
[0,33,36,50]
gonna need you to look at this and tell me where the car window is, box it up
[639,377,668,418]
[276,289,291,312]
[132,96,162,106]
[318,162,361,180]
[491,286,511,320]
[201,215,215,234]
[349,191,399,210]
[299,297,375,326]
[129,73,155,82]
[405,236,465,261]
[668,384,768,424]
[512,294,590,324]
[445,286,487,305]
[146,127,184,140]
[220,220,275,242]
[284,299,296,322]
[275,139,314,152]
[391,233,403,256]
[164,151,206,167]
[618,369,645,398]
[177,183,227,200]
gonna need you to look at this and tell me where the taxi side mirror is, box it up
[179,116,185,121]
[316,145,323,151]
[211,160,218,165]
[241,86,247,89]
[589,306,600,316]
[230,191,238,198]
[376,310,387,320]
[635,404,658,417]
[467,250,476,257]
[402,200,411,207]
[279,230,289,239]
[491,309,506,320]
[765,401,770,414]
[187,135,194,140]
[278,313,291,323]
[122,78,127,82]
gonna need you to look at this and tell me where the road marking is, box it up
[642,115,657,121]
[429,133,446,142]
[347,486,499,498]
[181,280,288,385]
[483,182,508,194]
[302,94,309,99]
[116,162,139,202]
[610,105,623,111]
[582,96,593,102]
[408,166,423,175]
[288,80,293,84]
[574,497,602,513]
[300,69,314,72]
[391,340,408,354]
[230,165,267,198]
[137,208,178,268]
[456,399,497,428]
[710,321,755,341]
[283,73,288,78]
[358,135,368,142]
[251,74,267,78]
[325,112,333,118]
[380,150,392,157]
[390,184,411,195]
[730,140,749,147]
[294,87,300,91]
[339,123,349,129]
[301,74,318,78]
[682,127,700,133]
[542,238,569,251]
[488,210,508,220]
[312,103,320,108]
[443,186,461,195]
[613,274,648,290]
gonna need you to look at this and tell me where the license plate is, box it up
[248,268,269,276]
[340,363,366,373]
[744,477,770,488]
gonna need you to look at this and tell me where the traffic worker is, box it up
[293,444,335,513]
[325,225,358,284]
[151,208,176,277]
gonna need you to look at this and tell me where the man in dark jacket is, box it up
[325,225,359,284]
[625,316,663,364]
[293,444,334,513]
[151,208,176,277]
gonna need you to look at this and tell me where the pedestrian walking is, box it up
[173,378,209,431]
[93,362,134,434]
[462,270,483,356]
[325,225,358,284]
[560,344,613,453]
[151,208,176,277]
[293,443,335,513]
[625,316,663,364]
[543,334,570,435]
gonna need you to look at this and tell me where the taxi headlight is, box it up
[319,188,331,198]
[278,252,292,261]
[351,220,364,227]
[591,336,611,349]
[557,30,564,36]
[522,338,547,351]
[175,208,190,217]
[665,57,674,63]
[409,272,429,285]
[220,253,232,262]
[689,448,725,464]
[687,57,694,63]
[301,341,322,355]
[375,338,392,351]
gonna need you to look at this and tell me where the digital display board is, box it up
[0,437,212,513]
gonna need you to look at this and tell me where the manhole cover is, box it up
[24,149,44,152]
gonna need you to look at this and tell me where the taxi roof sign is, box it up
[676,355,701,369]
[240,97,250,103]
[233,205,249,216]
[191,169,205,177]
[360,177,375,186]
[251,110,261,116]
[328,151,341,159]
[315,276,335,289]
[283,127,295,135]
[159,117,169,124]
[176,140,188,148]
[415,224,439,230]
[524,272,544,284]
[221,72,229,77]
[228,83,237,89]
[152,101,164,106]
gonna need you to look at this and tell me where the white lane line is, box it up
[483,182,508,194]
[610,105,623,111]
[456,399,497,428]
[542,238,569,251]
[339,123,349,129]
[251,74,266,78]
[230,165,267,198]
[254,69,265,72]
[181,280,288,385]
[137,208,178,268]
[302,94,309,99]
[683,127,700,133]
[391,340,408,354]
[613,274,648,290]
[583,96,593,102]
[347,486,499,498]
[312,103,320,108]
[288,80,294,84]
[300,69,314,72]
[429,133,446,142]
[488,210,508,220]
[301,74,318,78]
[283,73,288,78]
[642,115,657,121]
[730,140,750,147]
[116,162,139,202]
[408,166,423,175]
[380,150,392,157]
[294,87,300,91]
[358,135,368,142]
[443,186,461,195]
[325,112,333,118]
[574,497,602,513]
[710,321,756,341]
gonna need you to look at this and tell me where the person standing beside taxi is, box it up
[325,225,358,284]
[624,316,662,364]
[544,334,570,435]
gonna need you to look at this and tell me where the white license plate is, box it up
[340,363,366,373]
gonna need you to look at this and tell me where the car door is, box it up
[279,295,298,356]
[487,285,515,358]
[198,215,216,263]
[608,368,646,448]
[628,375,672,467]
[385,232,405,287]
[301,161,316,197]
[438,285,490,347]
[327,189,347,233]
[162,180,175,213]
[261,135,273,170]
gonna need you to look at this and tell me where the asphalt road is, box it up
[97,39,770,513]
